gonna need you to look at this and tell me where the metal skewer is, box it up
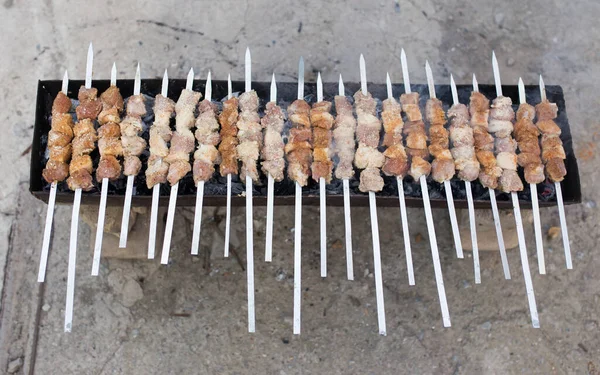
[493,52,539,327]
[361,54,386,335]
[148,69,169,260]
[401,48,451,327]
[293,57,304,335]
[118,63,141,248]
[539,75,572,270]
[265,73,277,262]
[338,74,354,281]
[38,69,69,282]
[518,77,546,274]
[224,74,233,258]
[91,63,118,276]
[473,73,510,281]
[316,72,328,278]
[450,74,479,273]
[65,43,93,332]
[161,67,194,264]
[386,72,414,286]
[243,47,256,332]
[425,61,463,259]
[191,71,212,256]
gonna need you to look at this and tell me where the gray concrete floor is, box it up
[1,0,599,374]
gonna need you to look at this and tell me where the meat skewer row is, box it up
[39,70,72,283]
[492,52,539,328]
[448,75,480,278]
[537,75,571,269]
[334,75,355,280]
[238,47,257,333]
[382,73,413,286]
[191,71,220,256]
[355,54,386,335]
[286,57,310,335]
[66,43,100,332]
[516,78,546,274]
[262,73,284,262]
[219,74,238,258]
[400,48,451,328]
[118,64,146,248]
[425,61,463,258]
[92,63,124,276]
[311,72,333,278]
[470,74,511,280]
[161,68,201,264]
[146,70,175,259]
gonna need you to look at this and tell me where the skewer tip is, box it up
[359,54,367,95]
[227,73,232,99]
[450,74,459,106]
[425,60,435,99]
[297,57,305,100]
[316,72,323,102]
[62,70,69,94]
[386,72,393,99]
[472,73,479,92]
[161,69,168,97]
[110,63,117,86]
[518,77,526,104]
[186,67,194,90]
[539,75,546,101]
[205,70,212,101]
[133,63,141,95]
[400,48,410,94]
[270,72,277,103]
[85,43,94,89]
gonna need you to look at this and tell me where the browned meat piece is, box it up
[381,98,403,147]
[409,156,432,181]
[354,145,385,169]
[67,169,94,191]
[406,147,430,160]
[499,169,523,192]
[146,155,170,188]
[428,126,449,148]
[98,122,121,138]
[469,92,490,127]
[69,154,93,175]
[535,100,558,121]
[49,144,71,163]
[476,150,497,169]
[382,144,408,176]
[193,159,215,182]
[126,95,147,117]
[495,137,518,153]
[406,130,427,149]
[313,127,332,149]
[545,158,567,182]
[52,92,72,115]
[97,137,123,157]
[431,158,455,183]
[286,99,312,186]
[42,160,69,183]
[98,107,120,125]
[310,99,334,183]
[517,138,541,154]
[237,91,262,183]
[218,97,239,176]
[541,145,566,162]
[124,155,143,176]
[524,164,545,184]
[496,151,518,171]
[358,167,384,193]
[449,126,473,147]
[72,128,97,156]
[478,168,501,190]
[48,130,72,148]
[76,87,102,120]
[517,152,542,167]
[514,118,540,141]
[100,86,124,111]
[516,103,535,121]
[333,95,356,180]
[311,102,334,129]
[122,136,147,158]
[472,128,495,151]
[425,98,446,126]
[355,114,381,148]
[537,120,561,135]
[400,93,422,121]
[96,155,121,180]
[449,103,479,182]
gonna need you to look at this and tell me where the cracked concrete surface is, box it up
[1,0,599,373]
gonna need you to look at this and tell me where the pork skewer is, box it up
[425,61,463,258]
[91,63,124,275]
[400,48,451,327]
[492,52,539,327]
[538,75,571,269]
[312,72,333,277]
[161,68,201,264]
[38,70,71,282]
[146,70,174,259]
[219,74,237,258]
[449,75,480,271]
[285,57,309,334]
[66,43,100,332]
[382,73,414,285]
[516,78,546,274]
[118,63,144,248]
[356,54,386,335]
[238,47,258,332]
[262,73,284,262]
[471,74,511,280]
[333,75,355,280]
[191,71,218,255]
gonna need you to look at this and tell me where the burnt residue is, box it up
[30,79,581,209]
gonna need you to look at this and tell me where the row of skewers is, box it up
[38,44,572,334]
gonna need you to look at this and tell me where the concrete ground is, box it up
[1,0,599,374]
